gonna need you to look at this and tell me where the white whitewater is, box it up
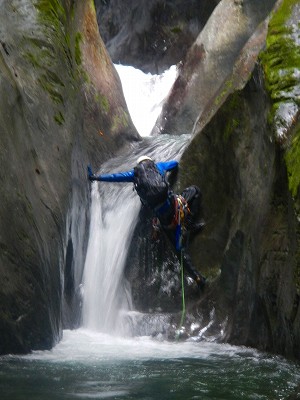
[82,177,140,334]
[82,65,179,336]
[115,64,177,137]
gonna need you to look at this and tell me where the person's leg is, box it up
[176,248,206,289]
[181,185,202,217]
[161,226,206,289]
[181,186,205,233]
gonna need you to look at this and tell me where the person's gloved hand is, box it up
[87,165,97,181]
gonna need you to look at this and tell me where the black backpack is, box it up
[133,160,169,208]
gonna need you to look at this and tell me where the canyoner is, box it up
[88,155,206,289]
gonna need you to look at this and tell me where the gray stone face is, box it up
[176,1,300,358]
[95,0,221,74]
[151,0,279,136]
[0,0,138,354]
[122,0,300,359]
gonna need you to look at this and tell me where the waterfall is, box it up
[82,65,188,336]
[115,64,177,137]
[82,168,140,334]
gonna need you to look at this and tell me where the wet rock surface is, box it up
[123,0,300,359]
[0,0,138,354]
[95,0,220,74]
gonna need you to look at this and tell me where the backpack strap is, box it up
[154,196,172,214]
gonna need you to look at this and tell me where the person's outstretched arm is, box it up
[88,165,134,182]
[156,160,178,174]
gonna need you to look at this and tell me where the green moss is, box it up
[25,38,57,70]
[260,0,300,132]
[74,32,82,66]
[214,78,234,107]
[38,80,61,103]
[222,92,241,142]
[101,97,110,113]
[34,0,66,27]
[54,111,65,125]
[295,256,300,295]
[170,26,182,34]
[268,0,298,29]
[24,51,41,69]
[112,110,130,132]
[33,0,83,82]
[285,126,300,197]
[260,0,300,197]
[90,0,97,14]
[28,0,87,125]
[38,72,64,104]
[95,93,110,113]
[224,118,240,142]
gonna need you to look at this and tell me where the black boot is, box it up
[195,274,206,290]
[186,218,206,234]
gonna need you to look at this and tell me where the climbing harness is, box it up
[174,195,190,251]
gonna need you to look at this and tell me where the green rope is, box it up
[176,249,186,338]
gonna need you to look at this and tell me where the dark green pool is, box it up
[0,329,299,400]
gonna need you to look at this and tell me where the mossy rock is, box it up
[260,0,300,142]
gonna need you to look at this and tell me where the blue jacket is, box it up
[93,160,178,182]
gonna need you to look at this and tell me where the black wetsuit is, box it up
[89,162,205,286]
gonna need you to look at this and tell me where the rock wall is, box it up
[151,0,279,135]
[123,0,300,360]
[177,0,300,359]
[95,0,220,74]
[0,0,138,354]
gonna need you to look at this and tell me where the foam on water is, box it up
[2,326,299,400]
[24,328,261,363]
